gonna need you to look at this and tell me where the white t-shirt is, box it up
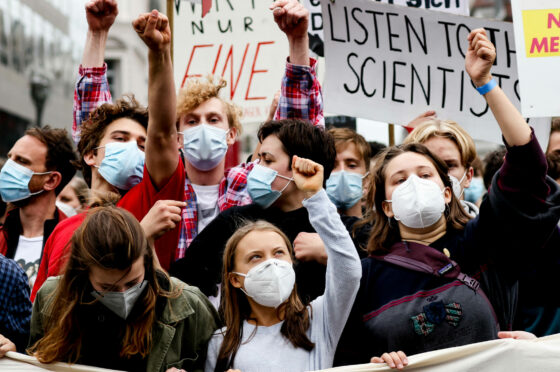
[191,183,220,234]
[14,235,43,288]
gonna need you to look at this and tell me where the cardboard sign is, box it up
[172,0,289,123]
[512,1,560,117]
[321,0,550,144]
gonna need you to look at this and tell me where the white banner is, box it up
[317,334,560,371]
[0,351,124,371]
[321,0,551,145]
[511,0,560,118]
[172,0,289,123]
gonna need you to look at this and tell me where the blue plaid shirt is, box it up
[0,254,31,351]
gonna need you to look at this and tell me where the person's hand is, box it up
[293,232,327,265]
[85,0,118,34]
[133,10,171,53]
[465,28,496,87]
[371,351,409,370]
[498,331,537,340]
[140,200,185,242]
[407,110,436,129]
[0,334,16,357]
[267,90,281,121]
[292,156,324,198]
[165,368,186,372]
[226,370,242,372]
[270,0,309,41]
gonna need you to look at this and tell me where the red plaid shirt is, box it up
[73,58,324,261]
[73,64,112,144]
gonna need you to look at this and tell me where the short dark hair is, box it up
[25,126,77,194]
[258,120,336,184]
[77,95,148,186]
[482,146,506,190]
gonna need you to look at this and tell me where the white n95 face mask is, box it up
[234,259,295,308]
[386,174,445,229]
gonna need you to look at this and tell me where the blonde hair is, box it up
[404,119,477,168]
[177,75,243,134]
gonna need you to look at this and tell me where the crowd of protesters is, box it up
[0,0,559,371]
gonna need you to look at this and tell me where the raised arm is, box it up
[132,10,179,188]
[466,29,532,146]
[293,156,361,348]
[73,0,116,143]
[271,0,324,128]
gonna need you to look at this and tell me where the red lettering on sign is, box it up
[181,44,213,87]
[245,41,274,101]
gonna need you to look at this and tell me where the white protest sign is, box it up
[511,0,560,118]
[172,0,289,123]
[304,0,469,54]
[321,0,550,145]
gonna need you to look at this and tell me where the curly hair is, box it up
[177,75,242,134]
[77,95,148,186]
[25,126,77,194]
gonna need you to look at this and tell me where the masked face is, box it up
[95,141,145,190]
[386,174,446,229]
[326,171,368,210]
[92,280,148,319]
[382,152,452,229]
[464,177,485,203]
[0,159,52,202]
[181,124,229,171]
[89,257,146,319]
[230,229,294,308]
[247,164,293,208]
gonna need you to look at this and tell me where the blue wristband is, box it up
[475,79,497,95]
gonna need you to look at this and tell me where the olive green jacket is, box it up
[30,276,220,372]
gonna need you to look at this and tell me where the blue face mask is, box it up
[0,159,52,202]
[326,171,366,210]
[247,164,293,208]
[182,124,229,171]
[464,177,485,204]
[96,141,145,190]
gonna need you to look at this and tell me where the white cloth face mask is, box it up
[386,174,446,229]
[234,258,295,308]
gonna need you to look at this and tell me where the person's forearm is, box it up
[289,34,309,66]
[146,48,178,186]
[82,30,108,68]
[478,79,531,147]
[148,49,176,138]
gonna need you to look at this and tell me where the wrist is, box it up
[88,29,109,39]
[473,74,493,88]
[304,189,319,200]
[475,78,497,95]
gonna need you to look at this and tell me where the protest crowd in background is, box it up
[0,0,560,371]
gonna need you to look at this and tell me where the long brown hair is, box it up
[28,206,178,364]
[215,221,314,371]
[365,143,471,254]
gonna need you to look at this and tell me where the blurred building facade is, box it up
[0,0,167,158]
[0,0,87,156]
